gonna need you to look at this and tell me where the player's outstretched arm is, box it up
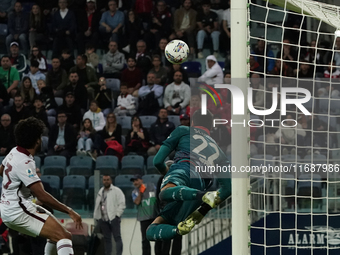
[29,182,83,229]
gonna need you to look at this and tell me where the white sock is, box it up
[56,239,74,255]
[44,241,57,255]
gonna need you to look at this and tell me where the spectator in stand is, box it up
[8,41,27,75]
[63,72,88,110]
[276,38,298,70]
[125,115,150,156]
[220,0,230,55]
[121,57,143,97]
[37,79,58,116]
[102,41,125,79]
[0,81,10,114]
[48,111,77,158]
[250,73,264,108]
[137,72,163,116]
[45,57,68,97]
[83,100,106,131]
[186,94,200,116]
[251,38,275,73]
[144,0,172,49]
[85,43,99,70]
[29,97,49,131]
[29,5,46,50]
[20,77,36,108]
[170,0,197,59]
[167,64,189,85]
[35,0,58,20]
[114,83,136,116]
[197,55,223,86]
[70,54,98,100]
[22,60,46,94]
[6,2,28,55]
[0,0,15,24]
[99,0,124,43]
[149,55,168,86]
[8,94,29,126]
[270,59,294,77]
[76,0,101,54]
[30,46,47,73]
[60,49,75,73]
[180,113,190,126]
[318,61,340,97]
[151,38,170,68]
[57,92,82,131]
[51,0,76,57]
[133,40,153,79]
[94,77,113,117]
[0,113,15,156]
[77,118,96,156]
[298,60,314,78]
[134,0,153,25]
[196,0,220,59]
[0,55,20,97]
[249,55,262,73]
[304,40,323,74]
[164,71,191,115]
[147,108,175,156]
[123,10,144,54]
[93,113,123,158]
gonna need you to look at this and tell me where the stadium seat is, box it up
[303,154,327,164]
[97,63,103,74]
[139,116,157,129]
[106,78,120,91]
[95,155,119,176]
[116,116,132,135]
[66,222,89,254]
[218,61,225,71]
[34,156,41,169]
[114,175,135,209]
[318,115,337,130]
[87,175,100,210]
[146,156,159,174]
[297,174,322,201]
[143,174,162,185]
[0,156,5,164]
[121,155,144,175]
[62,175,86,209]
[41,156,67,178]
[40,175,60,200]
[168,115,180,127]
[181,61,202,77]
[48,116,56,127]
[67,156,93,178]
[55,97,63,107]
[0,176,2,194]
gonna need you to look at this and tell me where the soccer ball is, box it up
[165,40,189,64]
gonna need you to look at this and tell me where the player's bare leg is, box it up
[39,216,73,255]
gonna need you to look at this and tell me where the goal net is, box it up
[247,0,340,254]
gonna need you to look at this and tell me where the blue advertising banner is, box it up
[199,213,340,255]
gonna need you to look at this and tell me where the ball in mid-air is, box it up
[165,40,189,64]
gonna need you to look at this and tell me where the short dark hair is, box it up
[90,100,98,106]
[14,117,45,149]
[120,83,128,88]
[127,56,136,62]
[152,55,161,61]
[31,60,39,68]
[192,109,213,130]
[85,43,95,50]
[1,55,10,61]
[79,54,87,63]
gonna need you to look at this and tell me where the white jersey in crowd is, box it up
[0,146,41,223]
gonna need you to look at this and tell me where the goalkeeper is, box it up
[146,110,231,241]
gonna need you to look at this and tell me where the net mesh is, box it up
[247,0,340,253]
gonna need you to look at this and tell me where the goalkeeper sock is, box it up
[146,223,178,241]
[159,186,205,202]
